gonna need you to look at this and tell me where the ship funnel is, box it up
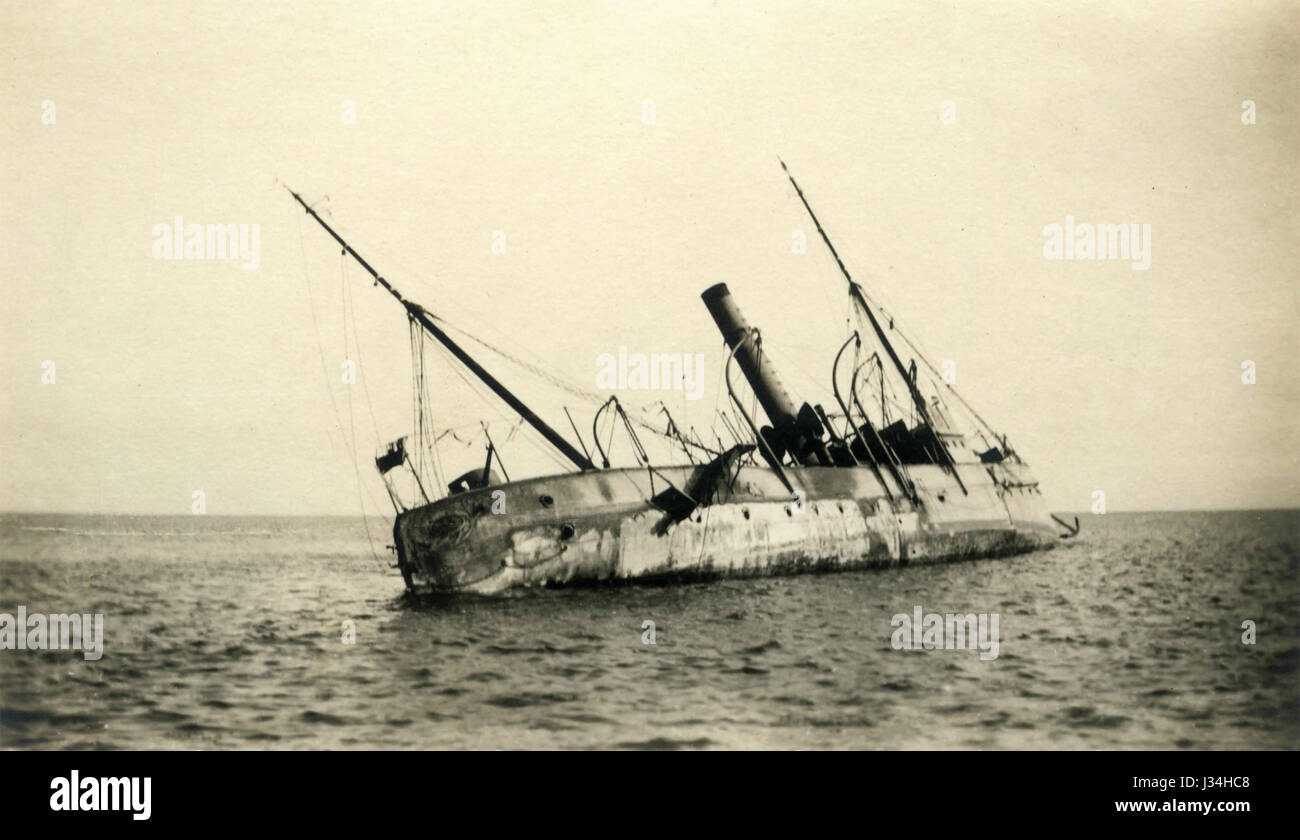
[702,283,800,427]
[701,283,829,466]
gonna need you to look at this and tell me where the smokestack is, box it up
[701,283,800,429]
[702,283,829,466]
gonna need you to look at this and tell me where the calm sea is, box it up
[1,510,1296,749]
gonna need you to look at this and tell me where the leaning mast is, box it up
[779,160,967,493]
[287,188,595,473]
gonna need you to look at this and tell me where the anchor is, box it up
[1050,514,1080,539]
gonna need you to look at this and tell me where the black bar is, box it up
[5,750,1286,828]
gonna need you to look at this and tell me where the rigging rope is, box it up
[339,251,384,566]
[850,290,1002,442]
[294,206,385,569]
[433,314,695,454]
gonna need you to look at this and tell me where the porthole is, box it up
[539,494,554,508]
[559,523,575,540]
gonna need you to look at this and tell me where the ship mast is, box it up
[288,188,595,473]
[779,160,967,494]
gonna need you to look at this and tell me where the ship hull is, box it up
[393,459,1059,595]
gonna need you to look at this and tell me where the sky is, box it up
[1,0,1296,515]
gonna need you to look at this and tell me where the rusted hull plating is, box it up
[393,460,1059,595]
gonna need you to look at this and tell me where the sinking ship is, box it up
[288,162,1075,595]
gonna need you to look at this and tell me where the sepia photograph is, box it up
[1,0,1296,800]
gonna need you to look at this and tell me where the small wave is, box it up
[0,708,98,729]
[464,671,506,683]
[484,692,579,708]
[615,736,714,750]
[300,710,355,726]
[557,712,616,724]
[1061,706,1130,729]
[484,643,594,655]
[201,699,235,709]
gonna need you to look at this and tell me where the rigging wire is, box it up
[296,191,724,514]
[849,284,1002,442]
[339,250,384,566]
[296,210,348,454]
[432,313,694,454]
[306,212,562,385]
[294,206,386,569]
[340,255,382,444]
[436,317,609,409]
[427,336,575,476]
[297,205,707,467]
